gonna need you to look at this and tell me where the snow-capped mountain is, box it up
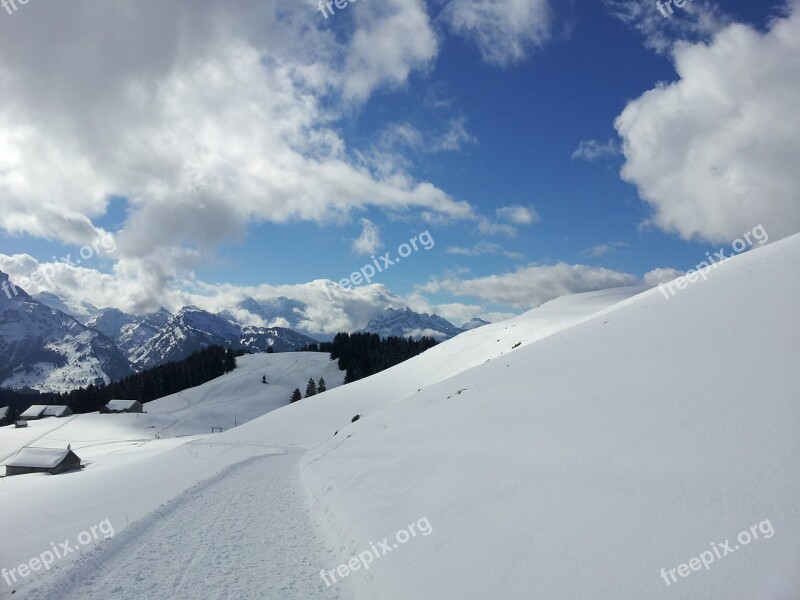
[358,306,466,339]
[460,317,491,330]
[135,306,318,369]
[0,281,319,389]
[33,291,101,325]
[86,307,172,366]
[0,272,133,392]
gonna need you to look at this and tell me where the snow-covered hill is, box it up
[358,306,465,340]
[2,233,799,599]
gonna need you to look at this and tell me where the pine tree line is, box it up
[300,332,437,383]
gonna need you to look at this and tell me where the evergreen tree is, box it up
[290,388,302,403]
[224,347,237,373]
[266,345,275,354]
[343,361,358,384]
[317,377,326,393]
[305,377,317,398]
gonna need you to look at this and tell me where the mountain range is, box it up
[357,306,472,340]
[0,274,480,392]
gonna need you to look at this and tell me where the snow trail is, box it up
[30,448,348,600]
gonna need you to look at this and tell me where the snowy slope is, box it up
[295,236,800,599]
[144,352,345,437]
[3,234,800,600]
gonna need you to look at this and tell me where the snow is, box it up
[2,233,800,599]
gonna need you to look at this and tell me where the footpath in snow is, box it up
[28,448,349,600]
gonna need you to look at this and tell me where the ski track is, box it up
[29,448,347,600]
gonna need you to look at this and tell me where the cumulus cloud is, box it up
[352,218,383,255]
[571,139,621,162]
[420,263,638,308]
[443,0,554,65]
[0,0,472,308]
[616,5,800,243]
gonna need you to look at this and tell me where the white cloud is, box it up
[477,218,518,237]
[443,0,554,65]
[571,139,620,162]
[373,117,477,158]
[496,204,539,225]
[643,267,685,286]
[616,5,800,243]
[421,263,638,308]
[446,242,523,259]
[433,117,478,152]
[352,218,383,255]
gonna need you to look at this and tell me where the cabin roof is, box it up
[5,447,78,469]
[105,400,141,410]
[20,405,47,418]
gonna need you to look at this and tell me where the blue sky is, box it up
[0,0,797,333]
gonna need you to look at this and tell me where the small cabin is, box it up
[18,405,73,421]
[4,447,82,476]
[101,399,144,414]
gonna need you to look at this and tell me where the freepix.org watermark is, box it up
[1,0,29,16]
[660,518,774,587]
[317,0,364,20]
[2,518,115,587]
[324,231,435,301]
[320,516,433,587]
[1,234,116,300]
[656,0,692,18]
[658,224,768,300]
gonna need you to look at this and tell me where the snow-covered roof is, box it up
[20,405,47,418]
[0,407,8,419]
[42,405,70,417]
[5,447,78,468]
[105,399,141,410]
